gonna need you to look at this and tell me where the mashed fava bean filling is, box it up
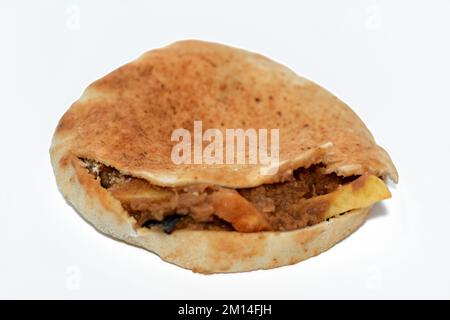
[82,159,357,233]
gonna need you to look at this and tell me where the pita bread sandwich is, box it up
[50,40,398,273]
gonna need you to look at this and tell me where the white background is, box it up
[1,0,449,299]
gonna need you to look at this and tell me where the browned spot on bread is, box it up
[295,228,322,246]
[163,245,184,262]
[257,234,267,240]
[55,110,77,133]
[59,154,70,168]
[207,233,266,271]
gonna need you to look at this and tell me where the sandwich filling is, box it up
[82,159,390,234]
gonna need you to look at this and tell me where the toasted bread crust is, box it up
[53,40,397,188]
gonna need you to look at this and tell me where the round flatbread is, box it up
[50,40,397,273]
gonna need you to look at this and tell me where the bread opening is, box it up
[81,158,364,233]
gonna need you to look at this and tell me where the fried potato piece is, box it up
[209,189,272,232]
[294,175,391,220]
